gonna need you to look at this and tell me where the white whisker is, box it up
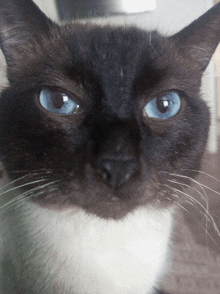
[168,173,220,196]
[175,201,217,249]
[0,178,47,198]
[171,187,220,237]
[182,169,220,183]
[168,178,208,204]
[0,181,58,214]
[0,172,46,192]
[0,191,44,214]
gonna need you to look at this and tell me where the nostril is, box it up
[99,162,112,181]
[96,159,138,189]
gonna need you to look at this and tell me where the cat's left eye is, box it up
[39,88,80,114]
[144,92,181,119]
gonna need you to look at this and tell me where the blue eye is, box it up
[144,92,181,119]
[39,88,80,114]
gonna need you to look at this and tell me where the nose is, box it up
[91,119,140,189]
[96,157,138,189]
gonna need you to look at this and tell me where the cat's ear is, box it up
[0,0,55,65]
[170,2,220,72]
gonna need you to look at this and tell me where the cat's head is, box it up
[0,0,219,219]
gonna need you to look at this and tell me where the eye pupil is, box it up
[51,93,65,109]
[156,97,170,113]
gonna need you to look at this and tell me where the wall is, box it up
[34,0,58,20]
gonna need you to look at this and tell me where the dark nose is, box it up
[91,119,140,189]
[96,157,138,189]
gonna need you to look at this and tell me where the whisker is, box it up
[0,178,47,198]
[2,24,25,34]
[0,171,53,193]
[164,172,220,197]
[5,186,58,213]
[171,185,218,250]
[168,179,208,204]
[0,181,58,214]
[162,170,220,242]
[172,193,195,208]
[181,169,220,183]
[170,188,210,220]
[0,174,31,192]
[171,187,220,237]
[174,201,218,249]
[0,191,44,214]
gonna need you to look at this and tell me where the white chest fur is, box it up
[2,202,173,294]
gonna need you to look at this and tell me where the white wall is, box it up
[89,0,212,32]
[34,0,58,21]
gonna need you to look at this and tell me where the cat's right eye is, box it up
[39,88,80,115]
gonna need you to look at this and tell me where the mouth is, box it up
[4,162,174,220]
[30,174,173,220]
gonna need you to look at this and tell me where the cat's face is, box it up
[0,0,217,219]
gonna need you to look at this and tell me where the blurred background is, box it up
[0,0,220,293]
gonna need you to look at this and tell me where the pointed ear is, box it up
[0,0,55,65]
[170,3,220,72]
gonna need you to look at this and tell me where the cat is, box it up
[0,0,219,293]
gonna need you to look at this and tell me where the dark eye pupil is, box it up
[156,97,170,113]
[51,93,65,109]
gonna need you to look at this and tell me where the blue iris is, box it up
[39,88,79,114]
[144,92,181,119]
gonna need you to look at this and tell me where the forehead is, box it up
[59,25,168,117]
